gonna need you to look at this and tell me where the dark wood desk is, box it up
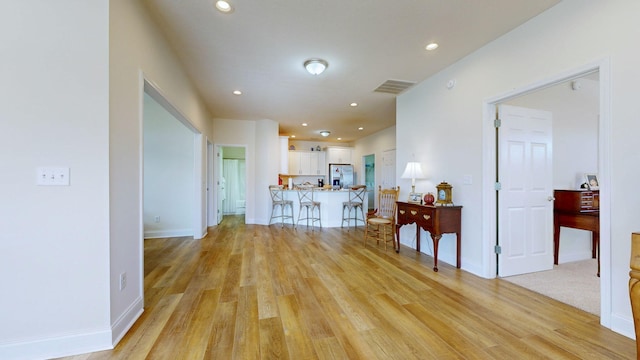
[553,189,599,276]
[395,202,462,272]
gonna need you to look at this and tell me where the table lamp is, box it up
[401,162,425,194]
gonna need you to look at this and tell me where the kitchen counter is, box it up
[283,188,368,228]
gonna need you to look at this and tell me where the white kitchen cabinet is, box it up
[326,146,353,164]
[288,151,301,175]
[288,151,326,176]
[299,151,311,175]
[279,136,289,174]
[311,151,326,176]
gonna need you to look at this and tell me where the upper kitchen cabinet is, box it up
[326,146,353,164]
[289,150,326,176]
[279,136,289,174]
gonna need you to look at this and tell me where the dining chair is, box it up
[364,185,399,250]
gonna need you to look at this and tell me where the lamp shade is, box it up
[401,162,425,180]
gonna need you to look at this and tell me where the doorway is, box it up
[364,154,375,211]
[214,144,248,224]
[142,92,195,239]
[483,60,611,325]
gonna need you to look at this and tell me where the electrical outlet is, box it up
[154,216,160,223]
[119,272,127,291]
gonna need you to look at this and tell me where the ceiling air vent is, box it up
[374,79,416,95]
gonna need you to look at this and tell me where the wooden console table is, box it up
[395,201,462,272]
[553,189,599,276]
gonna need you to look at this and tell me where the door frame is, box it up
[143,79,206,239]
[481,58,611,327]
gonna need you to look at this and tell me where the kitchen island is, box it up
[282,188,368,228]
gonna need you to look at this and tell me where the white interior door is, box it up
[381,149,396,189]
[216,146,224,224]
[498,104,554,277]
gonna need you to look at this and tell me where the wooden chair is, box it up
[341,185,366,229]
[364,186,399,250]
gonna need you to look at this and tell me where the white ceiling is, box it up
[143,0,561,142]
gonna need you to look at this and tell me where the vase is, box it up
[424,193,435,205]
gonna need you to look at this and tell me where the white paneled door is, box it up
[381,149,396,189]
[498,105,554,277]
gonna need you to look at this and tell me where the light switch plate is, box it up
[462,174,473,185]
[37,167,70,186]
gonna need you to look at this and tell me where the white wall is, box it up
[212,118,280,225]
[0,1,112,359]
[397,0,638,337]
[109,0,213,349]
[143,93,195,238]
[354,126,396,189]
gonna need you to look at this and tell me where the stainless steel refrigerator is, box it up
[328,164,354,189]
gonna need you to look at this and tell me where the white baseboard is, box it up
[144,228,192,239]
[111,295,144,345]
[0,327,112,360]
[610,311,635,340]
[558,250,593,264]
[0,296,144,360]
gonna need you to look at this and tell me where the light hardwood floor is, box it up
[60,215,635,359]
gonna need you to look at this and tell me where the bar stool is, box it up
[342,185,366,229]
[296,186,322,229]
[268,185,294,227]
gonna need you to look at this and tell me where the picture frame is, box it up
[408,192,423,204]
[585,173,599,190]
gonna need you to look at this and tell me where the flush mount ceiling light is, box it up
[319,130,331,137]
[425,42,439,51]
[304,59,328,75]
[215,0,234,13]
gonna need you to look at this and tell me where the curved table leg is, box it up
[432,234,442,272]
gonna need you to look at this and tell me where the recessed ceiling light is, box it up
[350,102,358,107]
[302,123,308,126]
[233,90,242,95]
[426,43,439,51]
[215,0,234,13]
[337,138,342,140]
[290,135,296,138]
[358,127,364,131]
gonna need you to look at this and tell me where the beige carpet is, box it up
[502,259,600,316]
